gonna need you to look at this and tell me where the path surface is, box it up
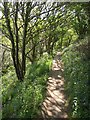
[41,52,68,119]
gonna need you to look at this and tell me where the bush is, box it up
[2,55,52,118]
[62,40,90,118]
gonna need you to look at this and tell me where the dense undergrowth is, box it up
[62,38,90,118]
[2,54,52,118]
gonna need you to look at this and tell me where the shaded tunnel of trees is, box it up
[0,1,90,119]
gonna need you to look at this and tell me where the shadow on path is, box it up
[41,52,68,119]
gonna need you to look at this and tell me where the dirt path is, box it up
[41,52,68,119]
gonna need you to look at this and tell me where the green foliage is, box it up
[62,39,89,118]
[2,55,52,118]
[1,2,90,119]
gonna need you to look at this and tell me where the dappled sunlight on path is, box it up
[41,52,68,119]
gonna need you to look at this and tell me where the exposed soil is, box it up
[41,52,68,119]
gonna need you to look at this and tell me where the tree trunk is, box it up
[3,3,30,81]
